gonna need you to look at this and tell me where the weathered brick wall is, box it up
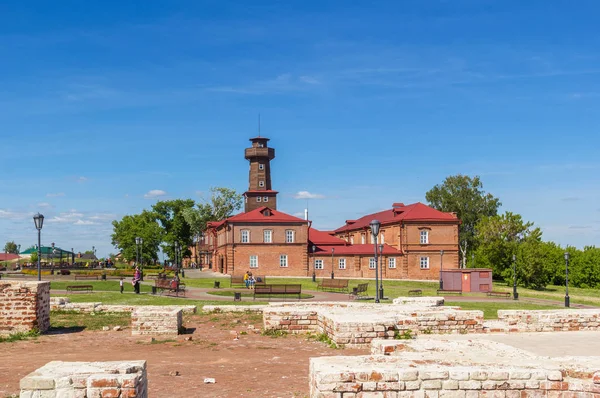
[20,360,147,398]
[497,309,600,332]
[0,280,50,336]
[50,298,197,315]
[312,339,600,397]
[131,307,183,337]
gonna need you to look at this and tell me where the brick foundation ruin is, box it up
[311,339,600,397]
[20,360,147,398]
[131,306,183,337]
[50,297,197,315]
[0,280,50,336]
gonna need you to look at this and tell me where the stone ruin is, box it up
[0,280,50,336]
[20,360,147,398]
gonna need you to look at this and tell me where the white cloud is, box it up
[300,75,320,84]
[46,192,65,197]
[88,213,117,221]
[144,189,167,199]
[37,202,54,209]
[77,176,88,183]
[0,209,32,220]
[293,191,325,199]
[48,211,84,223]
[74,219,97,225]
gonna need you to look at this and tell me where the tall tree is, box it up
[4,241,18,254]
[152,199,196,261]
[182,187,244,237]
[425,175,501,267]
[111,210,163,264]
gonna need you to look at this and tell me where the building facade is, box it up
[204,136,460,280]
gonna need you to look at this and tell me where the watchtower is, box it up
[244,137,277,212]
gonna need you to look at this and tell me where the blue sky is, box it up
[1,0,599,257]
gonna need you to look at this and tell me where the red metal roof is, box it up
[0,253,19,261]
[308,228,348,246]
[313,244,400,256]
[219,207,308,224]
[334,202,459,233]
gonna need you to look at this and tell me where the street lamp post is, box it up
[331,248,335,279]
[33,213,44,281]
[174,242,181,273]
[512,254,518,300]
[17,244,20,269]
[71,248,74,265]
[564,252,570,308]
[370,220,381,303]
[312,245,316,282]
[135,237,142,279]
[439,250,444,290]
[379,244,384,300]
[51,242,55,268]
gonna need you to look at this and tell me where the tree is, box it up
[111,210,163,264]
[151,199,196,261]
[426,175,501,267]
[4,241,18,254]
[182,187,244,237]
[30,251,38,263]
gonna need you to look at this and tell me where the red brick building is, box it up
[205,136,460,279]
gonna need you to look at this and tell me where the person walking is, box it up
[132,267,141,294]
[120,277,124,294]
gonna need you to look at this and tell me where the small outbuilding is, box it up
[440,268,493,293]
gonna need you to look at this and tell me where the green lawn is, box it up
[207,290,315,299]
[50,280,153,293]
[51,291,267,306]
[50,310,131,331]
[446,301,562,319]
[490,283,600,306]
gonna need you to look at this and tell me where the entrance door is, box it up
[461,273,471,292]
[219,257,224,273]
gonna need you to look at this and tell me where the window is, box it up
[420,230,429,244]
[257,197,262,202]
[250,255,258,268]
[381,233,385,244]
[280,255,288,267]
[241,230,250,243]
[370,234,374,244]
[361,234,366,244]
[259,163,264,170]
[263,230,272,243]
[259,181,265,187]
[285,230,294,243]
[369,257,377,269]
[420,257,430,269]
[350,236,354,244]
[263,197,269,202]
[314,259,323,269]
[389,258,396,269]
[338,258,346,270]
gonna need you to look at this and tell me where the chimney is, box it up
[304,209,308,221]
[392,202,405,208]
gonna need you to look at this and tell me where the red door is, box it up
[461,273,471,292]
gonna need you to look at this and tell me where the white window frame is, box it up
[314,259,323,269]
[369,257,376,269]
[361,235,366,244]
[241,230,250,243]
[250,255,258,268]
[388,258,396,269]
[350,236,354,244]
[420,256,430,269]
[259,181,265,187]
[338,258,346,270]
[257,197,262,202]
[420,230,429,244]
[280,255,288,268]
[285,230,294,243]
[263,196,269,202]
[370,234,374,244]
[263,230,272,243]
[259,163,264,170]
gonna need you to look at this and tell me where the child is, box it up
[120,278,124,294]
[248,274,256,289]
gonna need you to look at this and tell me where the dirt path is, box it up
[1,313,365,398]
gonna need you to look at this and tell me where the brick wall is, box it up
[497,309,600,332]
[20,360,147,398]
[50,298,197,315]
[0,280,50,336]
[131,307,183,337]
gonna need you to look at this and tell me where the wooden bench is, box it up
[153,279,186,296]
[74,275,99,280]
[437,289,462,295]
[317,279,349,293]
[487,291,511,298]
[408,289,422,296]
[349,283,369,299]
[230,275,266,288]
[253,284,301,300]
[66,285,93,293]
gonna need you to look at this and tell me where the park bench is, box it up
[153,279,186,297]
[437,289,462,295]
[66,285,93,293]
[317,279,349,293]
[230,275,266,288]
[408,289,422,296]
[487,291,511,298]
[74,275,99,280]
[349,283,369,299]
[253,284,302,300]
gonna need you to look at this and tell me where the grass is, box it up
[490,282,600,307]
[51,291,268,306]
[446,301,562,319]
[0,330,39,344]
[50,310,130,331]
[207,290,314,299]
[50,280,153,293]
